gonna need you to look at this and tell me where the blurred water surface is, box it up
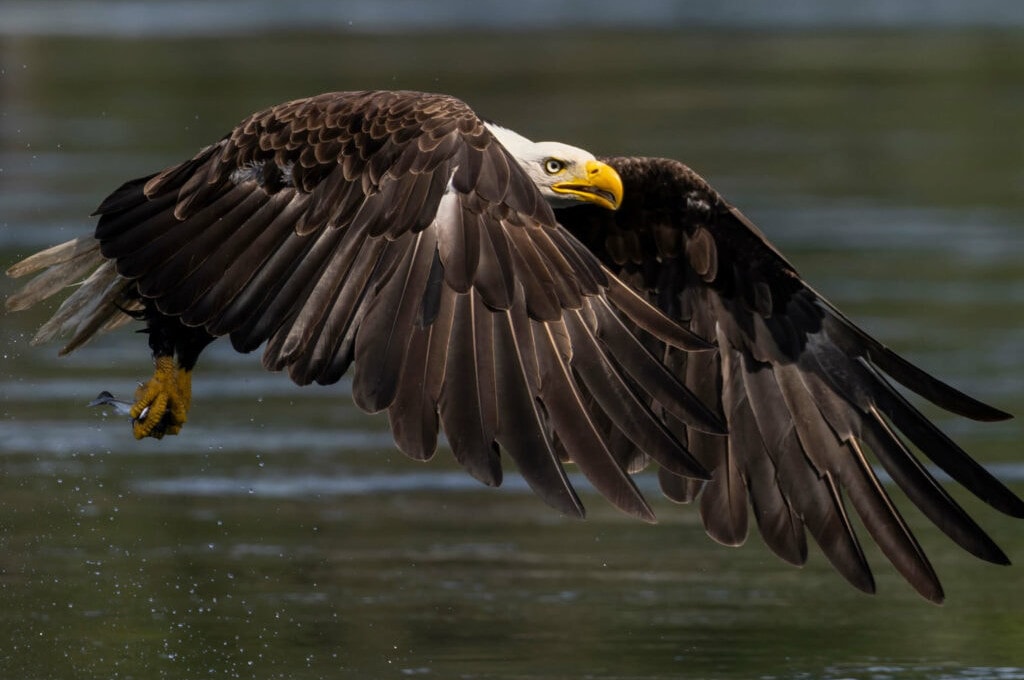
[5,0,1024,35]
[1,29,1023,680]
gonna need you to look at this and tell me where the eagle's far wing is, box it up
[557,155,1023,602]
[16,92,721,521]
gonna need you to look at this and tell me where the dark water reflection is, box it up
[2,30,1023,679]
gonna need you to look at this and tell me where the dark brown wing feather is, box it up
[556,155,1023,602]
[90,91,717,521]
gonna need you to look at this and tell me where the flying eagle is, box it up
[5,90,1021,602]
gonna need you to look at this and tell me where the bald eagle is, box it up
[5,90,1021,602]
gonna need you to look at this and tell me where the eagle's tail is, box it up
[5,236,139,354]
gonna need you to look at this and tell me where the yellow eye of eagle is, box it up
[544,158,565,174]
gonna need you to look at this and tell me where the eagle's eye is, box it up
[543,158,565,175]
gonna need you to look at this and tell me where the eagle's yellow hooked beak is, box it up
[552,159,624,210]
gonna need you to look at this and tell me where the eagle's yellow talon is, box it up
[174,368,193,421]
[130,356,192,439]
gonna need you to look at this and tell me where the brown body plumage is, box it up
[6,90,1021,602]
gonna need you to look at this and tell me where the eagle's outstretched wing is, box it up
[556,156,1023,602]
[7,92,721,522]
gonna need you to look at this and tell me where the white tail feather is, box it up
[5,236,138,352]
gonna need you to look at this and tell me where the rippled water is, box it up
[1,29,1023,680]
[5,0,1024,36]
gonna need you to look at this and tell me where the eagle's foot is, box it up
[130,356,192,439]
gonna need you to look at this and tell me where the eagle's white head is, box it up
[485,123,623,211]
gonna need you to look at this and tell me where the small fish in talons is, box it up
[88,390,134,417]
[88,382,182,440]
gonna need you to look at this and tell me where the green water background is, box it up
[1,28,1022,679]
